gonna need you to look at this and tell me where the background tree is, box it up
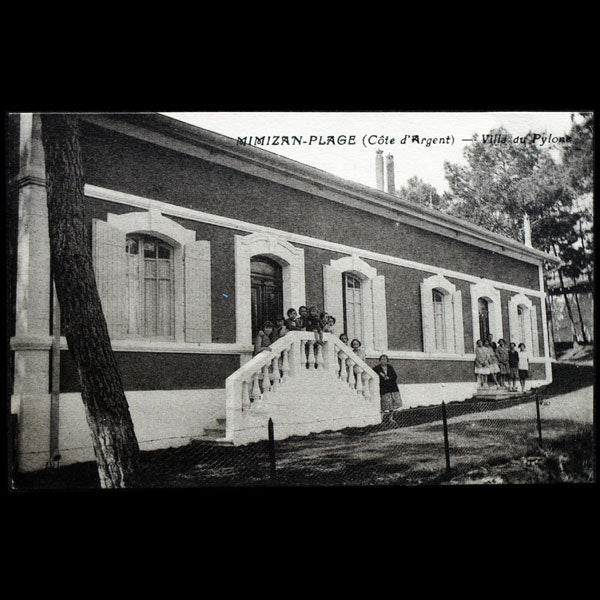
[442,122,593,344]
[396,176,453,211]
[41,114,141,488]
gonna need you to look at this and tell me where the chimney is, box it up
[375,149,384,190]
[386,154,396,195]
[523,214,532,247]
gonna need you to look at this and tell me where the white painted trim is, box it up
[327,255,380,352]
[508,293,535,355]
[364,349,549,364]
[367,350,476,361]
[234,232,306,346]
[84,183,546,298]
[11,334,548,364]
[420,274,462,354]
[470,281,503,348]
[10,335,253,355]
[80,114,559,266]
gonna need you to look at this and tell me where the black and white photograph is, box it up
[6,110,595,490]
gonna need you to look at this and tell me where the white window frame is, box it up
[323,255,388,353]
[235,232,306,347]
[105,210,195,343]
[508,292,539,357]
[470,281,503,348]
[420,274,464,355]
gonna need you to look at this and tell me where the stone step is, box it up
[204,427,226,437]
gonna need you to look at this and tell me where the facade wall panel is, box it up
[79,123,540,290]
[60,351,240,393]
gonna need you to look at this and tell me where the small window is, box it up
[126,234,174,338]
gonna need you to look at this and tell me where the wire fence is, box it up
[11,392,595,489]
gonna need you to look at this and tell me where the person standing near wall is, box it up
[517,343,530,393]
[373,354,402,424]
[496,339,509,389]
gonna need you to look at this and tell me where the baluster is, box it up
[262,363,271,394]
[315,343,323,370]
[362,373,371,399]
[300,339,307,369]
[251,372,261,405]
[241,380,251,410]
[347,358,356,388]
[271,356,281,391]
[281,349,290,382]
[355,367,363,395]
[338,352,347,381]
[307,341,316,369]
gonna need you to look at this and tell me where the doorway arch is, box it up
[251,255,283,339]
[235,233,306,346]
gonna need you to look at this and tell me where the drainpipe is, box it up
[48,281,61,467]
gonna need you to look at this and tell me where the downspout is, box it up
[48,281,61,467]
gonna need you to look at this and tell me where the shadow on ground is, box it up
[11,363,594,489]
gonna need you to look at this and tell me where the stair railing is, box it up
[223,331,381,442]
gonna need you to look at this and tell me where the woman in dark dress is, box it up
[373,354,402,424]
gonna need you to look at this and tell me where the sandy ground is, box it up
[445,385,594,427]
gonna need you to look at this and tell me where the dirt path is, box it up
[444,385,594,427]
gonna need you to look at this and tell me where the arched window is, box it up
[478,297,490,342]
[420,274,464,355]
[433,289,446,350]
[125,234,174,338]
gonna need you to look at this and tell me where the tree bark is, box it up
[572,290,588,344]
[578,219,594,299]
[40,114,141,488]
[552,243,581,343]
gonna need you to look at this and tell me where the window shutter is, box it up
[508,298,519,347]
[420,282,435,353]
[530,304,540,357]
[372,275,388,351]
[91,218,127,339]
[452,290,464,355]
[323,265,343,323]
[184,240,211,343]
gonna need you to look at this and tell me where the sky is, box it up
[163,111,576,194]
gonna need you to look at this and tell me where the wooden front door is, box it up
[251,256,283,340]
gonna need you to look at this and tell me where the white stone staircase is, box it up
[219,331,382,445]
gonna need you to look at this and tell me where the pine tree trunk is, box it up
[572,290,588,344]
[552,243,581,343]
[40,114,141,488]
[578,220,594,299]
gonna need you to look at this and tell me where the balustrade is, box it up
[227,332,379,417]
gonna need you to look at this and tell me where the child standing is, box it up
[495,338,509,388]
[474,339,489,388]
[295,306,308,331]
[284,308,299,331]
[323,315,336,334]
[254,321,274,356]
[517,343,530,393]
[484,340,500,387]
[271,315,288,342]
[305,306,324,345]
[508,342,519,391]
